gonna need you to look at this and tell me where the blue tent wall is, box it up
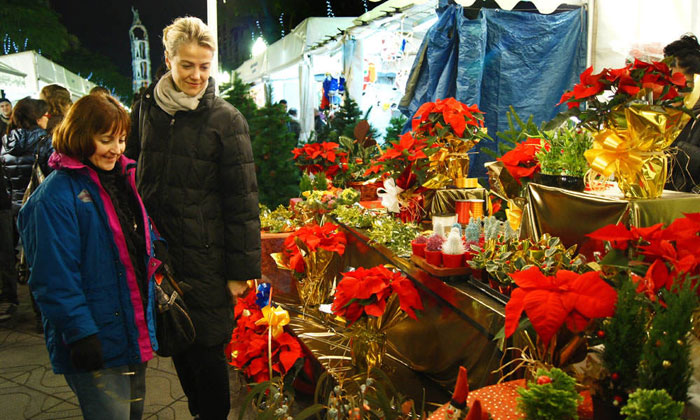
[399,4,587,178]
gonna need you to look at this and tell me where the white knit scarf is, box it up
[154,71,207,116]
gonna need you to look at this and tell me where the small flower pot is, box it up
[424,249,442,266]
[411,241,427,258]
[442,253,464,268]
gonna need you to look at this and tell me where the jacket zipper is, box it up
[198,208,210,248]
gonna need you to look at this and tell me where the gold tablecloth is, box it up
[424,187,487,215]
[524,183,700,256]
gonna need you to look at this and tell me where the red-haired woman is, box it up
[18,94,159,420]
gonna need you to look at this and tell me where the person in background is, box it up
[126,16,261,420]
[89,86,111,96]
[0,98,11,135]
[287,108,301,142]
[0,98,51,323]
[18,93,158,420]
[40,84,72,134]
[278,99,288,112]
[664,34,700,193]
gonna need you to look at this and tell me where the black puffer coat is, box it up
[667,104,700,193]
[1,127,52,215]
[126,79,261,347]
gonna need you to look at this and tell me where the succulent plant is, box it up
[464,218,481,244]
[503,221,518,241]
[426,234,445,252]
[483,216,503,242]
[413,234,428,244]
[442,228,466,255]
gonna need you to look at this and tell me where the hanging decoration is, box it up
[326,0,336,17]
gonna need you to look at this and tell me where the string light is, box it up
[279,13,285,37]
[326,1,335,17]
[362,0,368,13]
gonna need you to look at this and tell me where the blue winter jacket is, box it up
[18,152,160,374]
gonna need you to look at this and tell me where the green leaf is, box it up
[293,405,325,420]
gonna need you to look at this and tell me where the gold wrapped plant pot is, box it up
[296,240,342,307]
[350,317,386,372]
[446,153,470,188]
[616,152,668,199]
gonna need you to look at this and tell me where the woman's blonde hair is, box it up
[162,16,216,58]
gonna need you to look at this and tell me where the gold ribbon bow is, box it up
[584,129,646,178]
[255,305,290,339]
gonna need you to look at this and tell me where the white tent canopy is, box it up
[0,51,97,102]
[0,61,27,95]
[236,17,357,85]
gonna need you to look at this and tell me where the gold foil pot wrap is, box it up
[584,104,691,199]
[485,160,522,200]
[350,316,387,373]
[505,200,524,231]
[295,239,342,307]
[424,135,479,189]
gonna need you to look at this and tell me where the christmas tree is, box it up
[330,95,363,141]
[384,114,408,143]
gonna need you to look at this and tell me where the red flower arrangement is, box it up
[331,265,423,325]
[557,60,688,130]
[227,289,304,382]
[282,223,347,274]
[587,212,700,302]
[504,266,617,347]
[497,138,549,184]
[292,142,349,178]
[412,97,485,138]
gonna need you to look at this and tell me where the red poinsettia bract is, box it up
[291,142,348,178]
[497,138,548,184]
[504,266,617,347]
[282,223,347,274]
[331,265,423,325]
[227,290,304,382]
[412,98,484,138]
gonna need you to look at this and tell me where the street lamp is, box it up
[252,37,267,57]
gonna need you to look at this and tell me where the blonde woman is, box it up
[126,16,260,420]
[39,84,72,134]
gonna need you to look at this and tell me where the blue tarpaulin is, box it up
[399,3,587,177]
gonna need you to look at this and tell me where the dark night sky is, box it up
[48,1,368,80]
[49,0,207,78]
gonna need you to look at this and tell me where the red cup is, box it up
[442,253,464,268]
[424,249,442,266]
[412,241,427,257]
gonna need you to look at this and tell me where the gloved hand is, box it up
[69,334,104,371]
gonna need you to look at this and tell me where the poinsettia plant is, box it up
[282,222,347,275]
[292,141,349,179]
[227,288,305,382]
[504,266,617,348]
[587,212,700,302]
[497,137,549,185]
[331,265,423,325]
[411,97,486,140]
[557,59,689,131]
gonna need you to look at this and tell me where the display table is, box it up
[524,183,700,256]
[264,222,516,404]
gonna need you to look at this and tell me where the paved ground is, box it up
[0,284,251,420]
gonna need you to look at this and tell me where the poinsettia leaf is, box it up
[504,288,526,338]
[599,247,631,269]
[522,290,569,346]
[586,223,634,242]
[568,271,617,320]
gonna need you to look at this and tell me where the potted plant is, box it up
[516,368,583,420]
[331,265,423,371]
[424,234,444,266]
[534,122,593,192]
[620,389,683,420]
[411,234,428,257]
[442,227,466,268]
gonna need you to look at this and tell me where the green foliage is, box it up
[516,368,582,420]
[222,79,299,207]
[620,388,683,420]
[259,204,300,233]
[331,205,375,229]
[221,73,257,121]
[384,114,408,143]
[333,96,363,140]
[237,379,323,420]
[535,121,593,177]
[599,277,648,402]
[248,102,300,207]
[0,0,73,60]
[298,172,327,193]
[638,282,698,402]
[489,106,542,159]
[367,215,421,257]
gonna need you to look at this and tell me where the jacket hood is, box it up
[48,152,135,174]
[2,127,48,156]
